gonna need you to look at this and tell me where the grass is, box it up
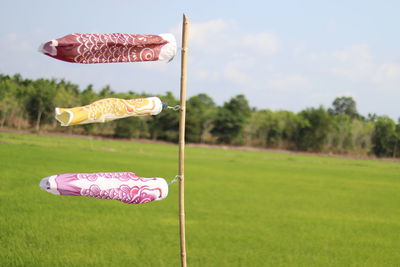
[0,131,399,266]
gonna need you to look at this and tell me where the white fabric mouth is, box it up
[39,175,59,195]
[38,39,58,56]
[158,33,177,62]
[148,97,163,115]
[55,108,73,126]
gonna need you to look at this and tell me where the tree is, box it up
[327,114,353,153]
[0,77,18,127]
[247,109,283,147]
[0,90,20,127]
[25,79,57,131]
[329,96,359,119]
[79,84,98,105]
[53,85,79,108]
[372,116,397,157]
[297,106,332,152]
[114,117,149,139]
[186,93,216,143]
[99,85,114,98]
[394,119,400,157]
[211,94,251,144]
[147,91,179,142]
[349,118,374,155]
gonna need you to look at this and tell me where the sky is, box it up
[0,0,399,119]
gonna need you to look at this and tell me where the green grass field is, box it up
[0,132,399,266]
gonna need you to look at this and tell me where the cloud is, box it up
[372,62,400,90]
[170,20,397,117]
[242,32,280,55]
[223,59,254,85]
[171,18,281,89]
[266,74,311,91]
[327,44,400,91]
[171,18,235,54]
[330,44,373,80]
[189,19,234,54]
[193,68,220,81]
[373,62,400,81]
[1,32,31,52]
[172,19,280,56]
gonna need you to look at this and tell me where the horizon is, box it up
[1,71,394,120]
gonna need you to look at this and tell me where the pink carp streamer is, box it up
[55,96,163,126]
[39,33,176,63]
[40,172,168,204]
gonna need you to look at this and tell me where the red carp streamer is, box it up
[39,33,176,63]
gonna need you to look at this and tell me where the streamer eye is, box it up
[39,178,51,191]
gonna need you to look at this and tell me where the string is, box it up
[163,102,180,111]
[167,105,181,111]
[168,175,180,185]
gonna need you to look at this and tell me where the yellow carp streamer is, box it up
[55,97,163,126]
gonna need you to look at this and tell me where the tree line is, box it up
[1,73,399,158]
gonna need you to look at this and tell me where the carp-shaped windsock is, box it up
[39,33,176,63]
[55,97,163,126]
[40,172,168,204]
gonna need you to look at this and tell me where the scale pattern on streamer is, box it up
[55,97,163,126]
[40,33,176,63]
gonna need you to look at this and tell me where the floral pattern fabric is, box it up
[40,172,168,204]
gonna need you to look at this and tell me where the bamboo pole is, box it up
[178,14,189,267]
